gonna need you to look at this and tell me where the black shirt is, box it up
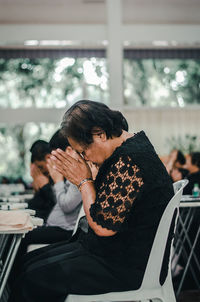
[80,131,174,288]
[28,183,55,222]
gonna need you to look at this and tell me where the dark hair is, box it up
[49,129,70,151]
[177,168,189,179]
[190,152,200,168]
[30,140,50,163]
[61,100,129,145]
[176,150,186,165]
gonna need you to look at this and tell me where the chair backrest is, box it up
[72,205,85,235]
[141,179,188,289]
[173,180,186,194]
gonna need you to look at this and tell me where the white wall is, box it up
[123,107,200,155]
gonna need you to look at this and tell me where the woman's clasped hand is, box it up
[50,148,92,187]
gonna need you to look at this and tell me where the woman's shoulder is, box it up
[95,132,147,180]
[113,130,155,160]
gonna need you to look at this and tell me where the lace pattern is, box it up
[90,155,144,231]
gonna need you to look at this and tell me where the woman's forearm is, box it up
[80,182,116,237]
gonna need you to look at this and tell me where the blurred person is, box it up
[21,132,82,253]
[46,129,82,236]
[183,152,200,195]
[164,149,186,174]
[9,100,174,302]
[28,140,55,221]
[171,167,189,183]
[14,132,99,275]
[9,131,82,288]
[8,139,55,286]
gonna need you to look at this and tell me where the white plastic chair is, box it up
[72,205,85,236]
[171,180,187,277]
[173,179,187,194]
[65,179,188,302]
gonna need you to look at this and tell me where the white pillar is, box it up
[106,0,123,110]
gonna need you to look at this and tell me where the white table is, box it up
[0,194,33,204]
[0,230,28,301]
[173,197,200,296]
[0,210,42,302]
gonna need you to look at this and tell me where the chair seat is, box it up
[65,284,170,301]
[27,243,49,253]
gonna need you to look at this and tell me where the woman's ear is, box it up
[99,131,107,142]
[92,127,107,142]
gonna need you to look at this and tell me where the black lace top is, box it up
[80,131,174,288]
[90,154,144,231]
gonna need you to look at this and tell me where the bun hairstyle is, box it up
[61,100,129,146]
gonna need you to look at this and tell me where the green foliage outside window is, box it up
[0,123,59,182]
[0,57,109,108]
[124,59,200,106]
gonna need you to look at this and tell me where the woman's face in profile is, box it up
[68,135,106,167]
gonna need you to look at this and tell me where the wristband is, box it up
[78,178,93,191]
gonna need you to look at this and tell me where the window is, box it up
[124,59,200,107]
[0,57,108,108]
[0,123,59,182]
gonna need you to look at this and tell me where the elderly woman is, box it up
[10,100,174,302]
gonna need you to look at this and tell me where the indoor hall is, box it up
[0,1,200,301]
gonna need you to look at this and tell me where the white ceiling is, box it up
[0,0,199,25]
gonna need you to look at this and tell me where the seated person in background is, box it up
[28,140,55,221]
[46,129,82,236]
[13,133,98,272]
[48,130,98,238]
[20,132,82,252]
[183,151,200,195]
[10,132,82,285]
[170,167,189,183]
[164,149,186,174]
